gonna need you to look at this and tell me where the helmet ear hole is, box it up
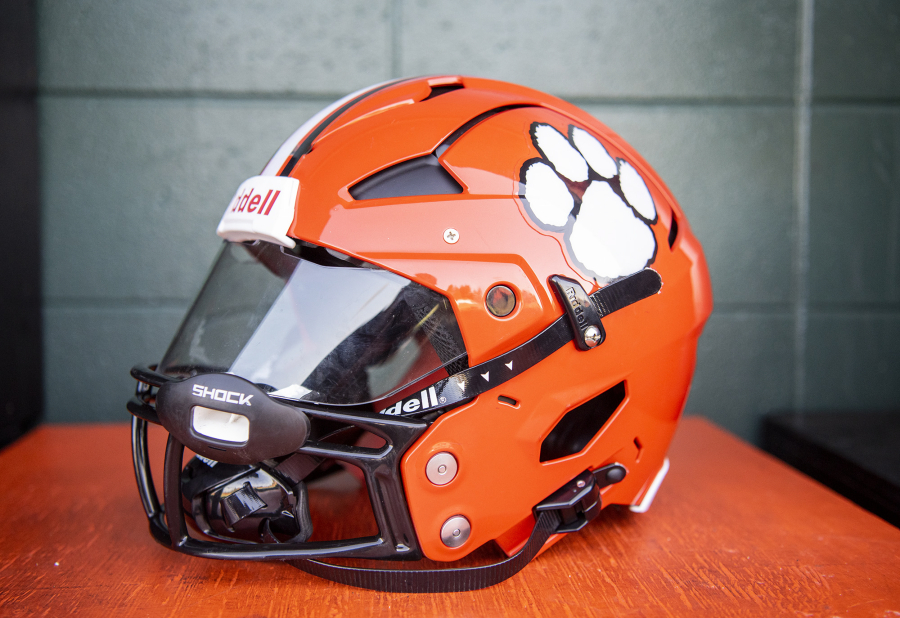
[539,382,626,462]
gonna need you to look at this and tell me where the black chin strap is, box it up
[287,466,613,592]
[289,509,562,593]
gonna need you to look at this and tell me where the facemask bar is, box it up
[131,407,429,561]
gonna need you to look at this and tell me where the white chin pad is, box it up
[192,406,250,443]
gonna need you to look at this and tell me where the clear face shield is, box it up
[158,240,468,406]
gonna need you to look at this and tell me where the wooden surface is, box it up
[1,417,898,617]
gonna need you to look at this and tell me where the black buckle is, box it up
[534,470,602,533]
[534,463,629,534]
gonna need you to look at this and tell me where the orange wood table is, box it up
[1,417,898,616]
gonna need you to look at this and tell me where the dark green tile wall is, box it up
[36,0,900,442]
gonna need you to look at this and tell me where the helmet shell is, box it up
[266,76,711,561]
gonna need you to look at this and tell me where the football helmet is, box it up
[128,76,712,592]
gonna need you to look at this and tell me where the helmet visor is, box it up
[158,241,467,405]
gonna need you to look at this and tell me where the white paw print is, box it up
[520,123,658,281]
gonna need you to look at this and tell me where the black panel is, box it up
[349,155,462,201]
[0,0,41,448]
[540,382,626,462]
[763,411,900,528]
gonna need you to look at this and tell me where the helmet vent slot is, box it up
[539,381,626,462]
[349,155,463,200]
[497,395,518,407]
[667,215,679,249]
[422,84,465,101]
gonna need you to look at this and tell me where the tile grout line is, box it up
[793,0,815,415]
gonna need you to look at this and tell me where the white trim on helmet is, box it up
[260,80,399,177]
[629,457,670,513]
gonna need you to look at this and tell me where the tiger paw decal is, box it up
[520,123,658,281]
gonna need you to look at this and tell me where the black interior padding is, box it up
[540,381,626,462]
[349,155,463,200]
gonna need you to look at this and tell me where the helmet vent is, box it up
[422,84,465,101]
[539,381,626,462]
[349,155,463,200]
[667,215,679,249]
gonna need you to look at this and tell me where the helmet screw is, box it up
[440,515,471,548]
[426,452,458,485]
[443,228,460,244]
[583,325,602,348]
[576,479,586,488]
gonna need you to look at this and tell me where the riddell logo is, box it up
[230,188,281,216]
[564,286,587,327]
[379,386,440,416]
[192,384,253,406]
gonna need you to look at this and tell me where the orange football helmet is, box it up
[128,75,712,592]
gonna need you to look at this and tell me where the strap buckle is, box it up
[534,463,629,534]
[534,470,602,533]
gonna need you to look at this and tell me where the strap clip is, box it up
[534,470,601,533]
[549,275,606,350]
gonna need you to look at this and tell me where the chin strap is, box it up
[288,509,562,593]
[288,468,613,593]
